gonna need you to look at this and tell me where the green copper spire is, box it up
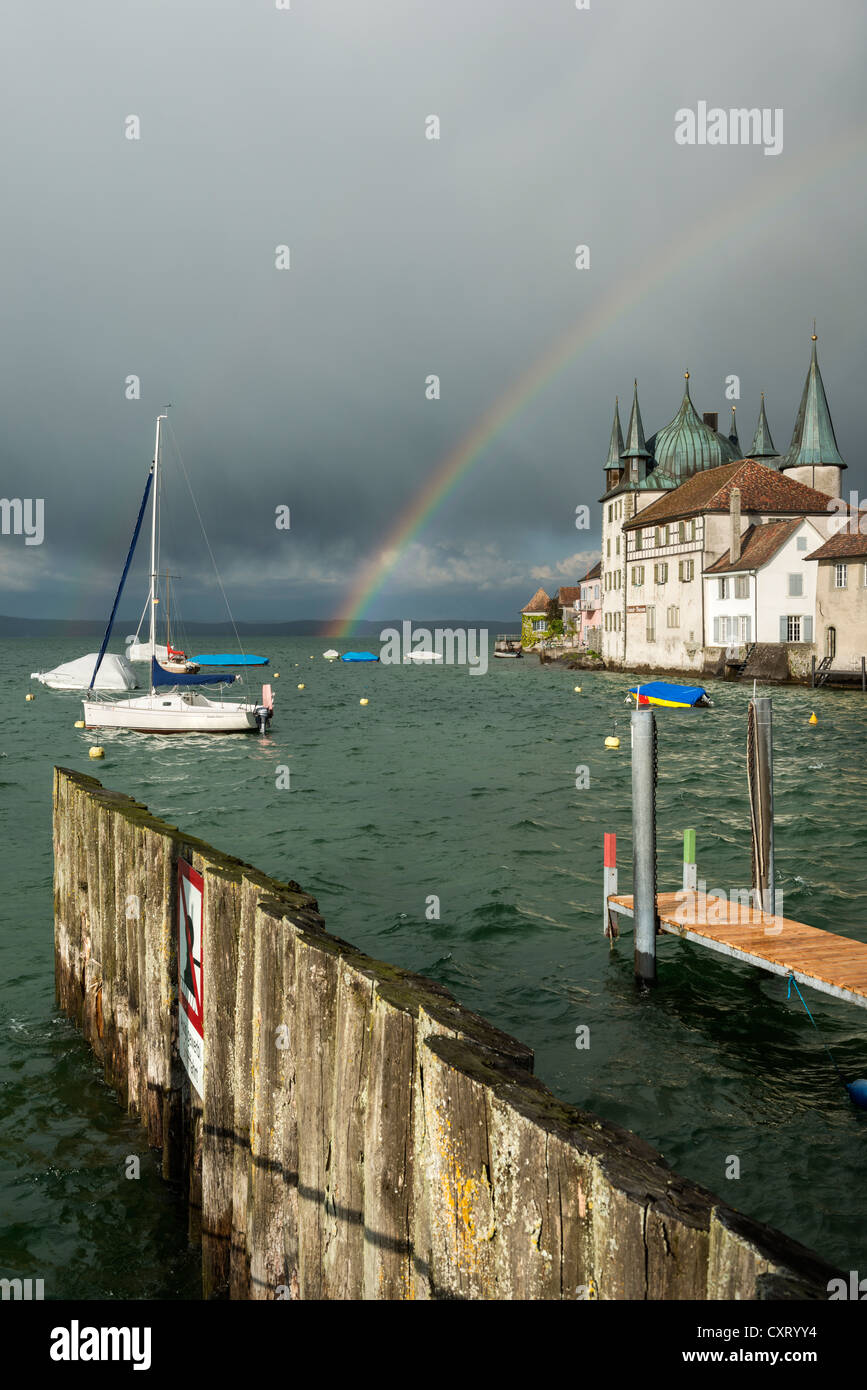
[749,392,779,461]
[781,333,846,471]
[605,396,624,468]
[621,380,650,460]
[728,405,741,456]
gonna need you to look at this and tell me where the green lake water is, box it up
[1,635,865,1297]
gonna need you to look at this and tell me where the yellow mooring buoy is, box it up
[360,698,369,706]
[89,747,105,759]
[25,693,35,701]
[297,683,305,690]
[574,686,582,693]
[74,720,85,728]
[809,711,818,725]
[604,736,620,749]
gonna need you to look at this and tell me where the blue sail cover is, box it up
[193,653,269,666]
[151,659,237,688]
[89,469,154,691]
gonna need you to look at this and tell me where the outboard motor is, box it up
[255,683,274,734]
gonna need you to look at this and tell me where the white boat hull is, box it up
[82,690,262,733]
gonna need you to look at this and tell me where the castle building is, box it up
[598,335,847,674]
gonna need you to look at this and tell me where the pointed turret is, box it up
[728,405,741,457]
[620,380,651,485]
[781,331,845,498]
[749,393,779,462]
[603,396,625,492]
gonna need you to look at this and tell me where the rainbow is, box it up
[334,123,866,637]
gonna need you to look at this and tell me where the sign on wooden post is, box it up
[178,860,204,1098]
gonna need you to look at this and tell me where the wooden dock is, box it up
[607,890,867,1010]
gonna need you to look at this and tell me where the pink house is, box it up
[576,561,602,649]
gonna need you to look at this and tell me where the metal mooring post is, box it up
[747,696,775,915]
[631,708,658,986]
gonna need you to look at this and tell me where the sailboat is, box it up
[82,414,275,734]
[125,573,199,672]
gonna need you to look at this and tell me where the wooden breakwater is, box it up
[53,766,841,1300]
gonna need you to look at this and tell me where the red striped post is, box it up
[603,832,618,937]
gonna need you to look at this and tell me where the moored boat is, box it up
[627,682,712,708]
[83,414,275,735]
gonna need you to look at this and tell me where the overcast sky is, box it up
[1,0,865,623]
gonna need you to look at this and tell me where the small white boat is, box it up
[83,414,275,735]
[406,650,442,661]
[322,649,339,661]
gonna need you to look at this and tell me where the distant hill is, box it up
[0,615,514,638]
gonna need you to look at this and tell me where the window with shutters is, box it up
[679,559,694,582]
[634,530,642,551]
[787,615,801,642]
[646,606,656,642]
[616,535,620,555]
[835,563,848,588]
[654,562,668,584]
[734,575,749,599]
[632,565,644,587]
[718,578,729,600]
[606,538,611,557]
[740,615,752,643]
[788,573,803,597]
[608,504,613,522]
[667,606,679,628]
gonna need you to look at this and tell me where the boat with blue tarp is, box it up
[627,682,711,708]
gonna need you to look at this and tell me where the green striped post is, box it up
[683,828,697,892]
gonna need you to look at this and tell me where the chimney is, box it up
[730,487,742,564]
[703,411,718,432]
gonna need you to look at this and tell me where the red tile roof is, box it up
[582,560,602,581]
[703,518,804,574]
[622,458,833,529]
[557,586,582,605]
[522,586,551,613]
[805,520,867,561]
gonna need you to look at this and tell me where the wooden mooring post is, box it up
[747,696,775,915]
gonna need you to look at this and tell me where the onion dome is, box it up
[648,373,739,486]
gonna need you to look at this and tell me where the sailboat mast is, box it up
[149,414,166,687]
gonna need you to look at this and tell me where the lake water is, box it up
[2,634,865,1297]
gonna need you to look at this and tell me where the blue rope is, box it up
[786,973,847,1087]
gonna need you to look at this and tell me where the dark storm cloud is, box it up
[0,0,865,620]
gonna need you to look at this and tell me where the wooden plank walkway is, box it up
[608,890,867,1010]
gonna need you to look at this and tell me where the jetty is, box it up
[604,697,867,1012]
[53,765,842,1299]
